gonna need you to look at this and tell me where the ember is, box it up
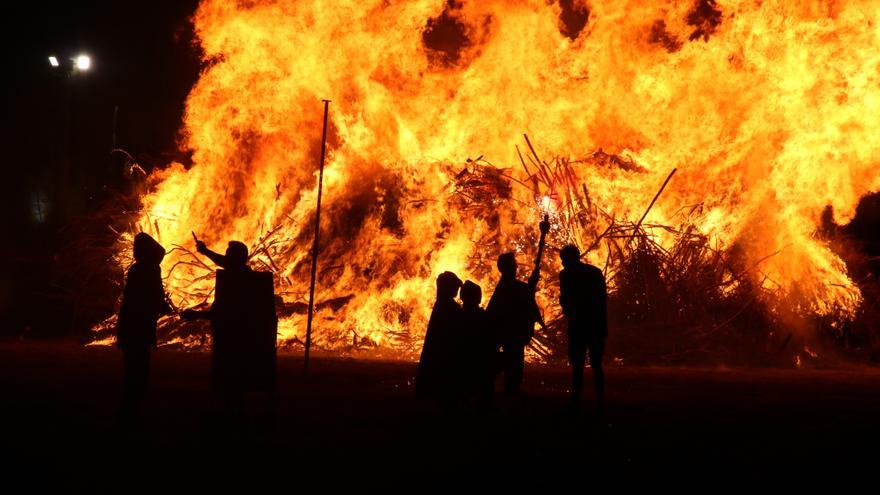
[93,0,880,363]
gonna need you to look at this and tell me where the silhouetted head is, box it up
[460,280,482,309]
[436,271,463,300]
[225,241,249,269]
[133,233,165,266]
[497,252,517,278]
[560,244,581,268]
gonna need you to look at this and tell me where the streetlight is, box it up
[45,50,94,225]
[47,53,92,73]
[75,54,90,71]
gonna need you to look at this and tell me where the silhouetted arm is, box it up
[528,215,551,292]
[527,271,539,292]
[526,285,545,342]
[148,266,172,317]
[593,268,609,336]
[588,267,608,307]
[533,302,546,333]
[181,308,212,321]
[196,241,227,269]
[484,284,503,345]
[559,270,574,317]
[597,270,608,320]
[485,283,499,316]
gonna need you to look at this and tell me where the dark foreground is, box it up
[2,340,880,484]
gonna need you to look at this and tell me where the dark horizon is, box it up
[4,1,201,337]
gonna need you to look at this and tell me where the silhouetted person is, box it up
[559,244,607,411]
[486,253,544,396]
[460,280,496,406]
[416,271,462,401]
[117,233,171,422]
[183,239,277,415]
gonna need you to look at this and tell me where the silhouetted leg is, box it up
[212,358,241,420]
[120,349,133,418]
[569,344,585,407]
[120,345,150,421]
[254,384,278,436]
[477,352,500,408]
[475,360,493,409]
[503,345,525,395]
[590,340,606,413]
[501,347,512,394]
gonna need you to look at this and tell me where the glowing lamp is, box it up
[48,56,59,67]
[75,55,91,71]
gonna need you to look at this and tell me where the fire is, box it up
[110,0,880,357]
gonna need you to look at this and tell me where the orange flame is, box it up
[122,0,879,356]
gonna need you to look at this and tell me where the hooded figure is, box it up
[117,232,171,420]
[415,271,463,400]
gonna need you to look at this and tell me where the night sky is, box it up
[4,1,202,336]
[7,0,200,223]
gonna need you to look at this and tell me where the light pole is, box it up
[48,53,91,75]
[47,52,92,223]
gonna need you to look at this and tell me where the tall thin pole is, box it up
[304,99,330,374]
[635,168,677,230]
[112,105,118,148]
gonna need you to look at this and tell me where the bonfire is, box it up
[90,0,880,366]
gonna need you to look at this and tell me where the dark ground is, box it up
[2,339,880,485]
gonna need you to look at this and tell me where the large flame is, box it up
[129,0,879,356]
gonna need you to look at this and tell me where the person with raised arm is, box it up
[182,236,277,417]
[486,216,550,396]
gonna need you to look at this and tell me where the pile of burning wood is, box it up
[88,139,880,367]
[459,137,879,366]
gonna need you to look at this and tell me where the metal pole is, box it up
[112,105,118,148]
[635,168,677,230]
[304,99,330,374]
